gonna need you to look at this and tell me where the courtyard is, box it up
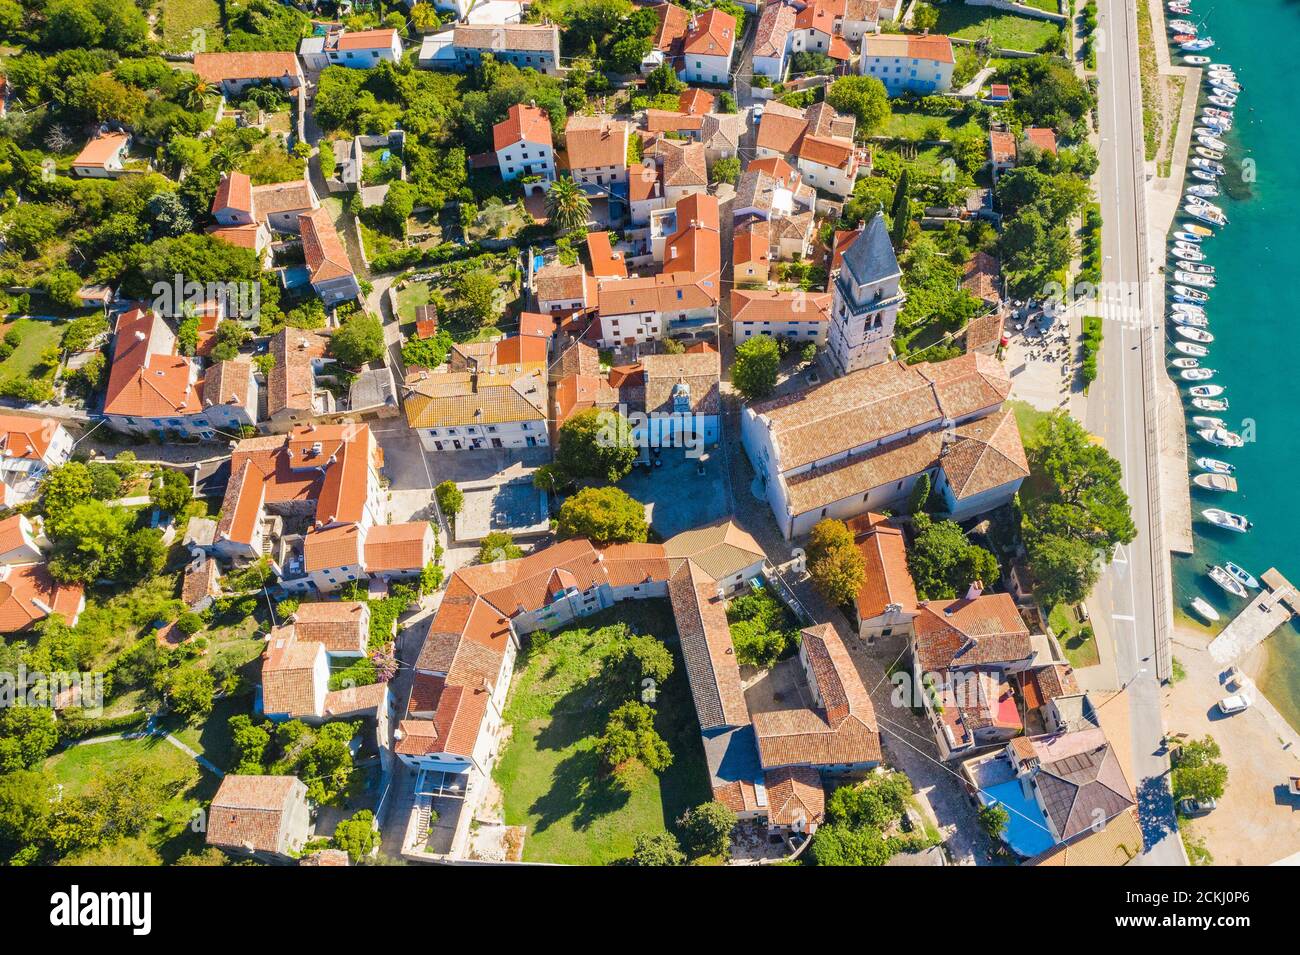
[492,600,710,865]
[619,446,732,540]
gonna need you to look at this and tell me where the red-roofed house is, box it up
[847,512,918,640]
[679,8,736,84]
[193,52,304,95]
[564,115,630,191]
[732,288,832,345]
[1020,126,1059,158]
[320,28,403,67]
[299,207,361,306]
[861,33,955,94]
[586,231,627,279]
[102,306,210,437]
[72,132,131,179]
[0,562,84,633]
[0,415,73,506]
[493,103,555,185]
[206,774,311,863]
[989,126,1016,178]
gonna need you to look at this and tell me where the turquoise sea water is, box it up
[1166,0,1300,731]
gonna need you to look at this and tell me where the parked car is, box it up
[1218,694,1251,715]
[1179,796,1217,816]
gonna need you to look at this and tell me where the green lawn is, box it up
[494,600,711,865]
[171,693,256,771]
[0,317,63,381]
[882,109,981,142]
[45,736,218,864]
[395,279,434,327]
[159,0,222,54]
[1049,602,1100,668]
[1017,0,1062,12]
[933,5,1063,51]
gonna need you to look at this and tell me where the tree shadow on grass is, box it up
[526,745,632,836]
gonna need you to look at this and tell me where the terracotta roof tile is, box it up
[207,774,305,854]
[363,522,432,573]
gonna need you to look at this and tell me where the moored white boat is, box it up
[1203,508,1252,532]
[1182,37,1214,50]
[1175,341,1208,357]
[1171,301,1206,315]
[1172,357,1200,369]
[1209,564,1249,597]
[1198,427,1244,448]
[1181,262,1215,274]
[1172,284,1209,301]
[1197,456,1234,474]
[1192,473,1236,493]
[1208,93,1237,109]
[1186,183,1219,198]
[1189,384,1224,397]
[1194,147,1223,161]
[1192,397,1228,412]
[1172,245,1206,261]
[1177,326,1214,343]
[1175,270,1215,287]
[1174,230,1204,244]
[1184,55,1210,66]
[1191,169,1220,182]
[1168,19,1197,32]
[1181,367,1216,381]
[1193,157,1227,175]
[1189,597,1221,622]
[1184,205,1226,225]
[1197,135,1228,151]
[1171,311,1208,327]
[1203,106,1233,120]
[1193,415,1227,431]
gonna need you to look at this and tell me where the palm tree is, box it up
[179,73,210,112]
[545,176,591,234]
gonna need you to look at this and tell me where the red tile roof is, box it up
[103,307,200,419]
[0,563,83,632]
[72,132,129,168]
[493,103,553,152]
[299,207,354,284]
[213,171,254,215]
[194,52,301,84]
[682,8,736,57]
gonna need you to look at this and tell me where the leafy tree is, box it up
[41,462,94,531]
[890,169,911,249]
[556,408,638,483]
[805,519,865,606]
[454,270,500,328]
[556,486,648,544]
[476,531,523,564]
[229,715,271,774]
[906,512,1000,600]
[732,335,780,401]
[825,75,891,136]
[1173,735,1229,804]
[86,463,123,501]
[47,500,133,584]
[0,770,53,863]
[595,700,671,775]
[146,191,194,239]
[628,830,685,866]
[273,720,360,806]
[159,666,215,722]
[150,467,193,514]
[1021,412,1135,605]
[0,708,58,773]
[978,803,1009,840]
[908,472,932,514]
[710,156,741,185]
[435,480,464,518]
[604,632,674,698]
[401,330,453,369]
[380,180,415,235]
[645,62,685,96]
[121,527,167,579]
[330,313,385,368]
[677,801,737,859]
[826,772,912,829]
[545,176,591,234]
[809,822,891,866]
[912,2,939,31]
[333,810,380,861]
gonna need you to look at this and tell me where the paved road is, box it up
[1089,0,1182,864]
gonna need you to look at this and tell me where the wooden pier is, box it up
[1208,568,1298,665]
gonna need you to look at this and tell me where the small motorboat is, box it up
[1173,33,1197,44]
[1191,169,1220,183]
[1199,427,1244,448]
[1225,562,1259,589]
[1203,507,1252,532]
[1171,301,1206,315]
[1172,357,1200,369]
[1172,245,1206,261]
[1206,69,1237,82]
[1204,106,1233,120]
[1182,367,1216,380]
[1189,597,1221,622]
[1193,472,1236,492]
[1208,63,1233,72]
[1197,135,1228,151]
[1182,37,1214,51]
[1174,229,1204,244]
[1177,326,1214,343]
[1193,415,1226,431]
[1189,384,1224,397]
[1168,19,1197,32]
[1210,78,1241,93]
[1173,285,1209,302]
[1208,93,1237,109]
[1185,55,1210,66]
[1192,397,1228,412]
[1185,223,1214,237]
[1175,341,1208,357]
[1181,262,1215,275]
[1175,270,1215,288]
[1184,205,1226,226]
[1171,311,1208,328]
[1209,564,1249,598]
[1194,147,1224,162]
[1175,234,1211,250]
[1197,456,1234,474]
[1193,157,1226,175]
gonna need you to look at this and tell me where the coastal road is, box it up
[1089,0,1183,864]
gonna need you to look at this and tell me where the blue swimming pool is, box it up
[981,780,1055,858]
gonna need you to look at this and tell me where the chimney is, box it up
[965,580,984,601]
[134,330,147,342]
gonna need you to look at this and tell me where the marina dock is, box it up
[1208,568,1299,664]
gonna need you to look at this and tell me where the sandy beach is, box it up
[1165,619,1300,864]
